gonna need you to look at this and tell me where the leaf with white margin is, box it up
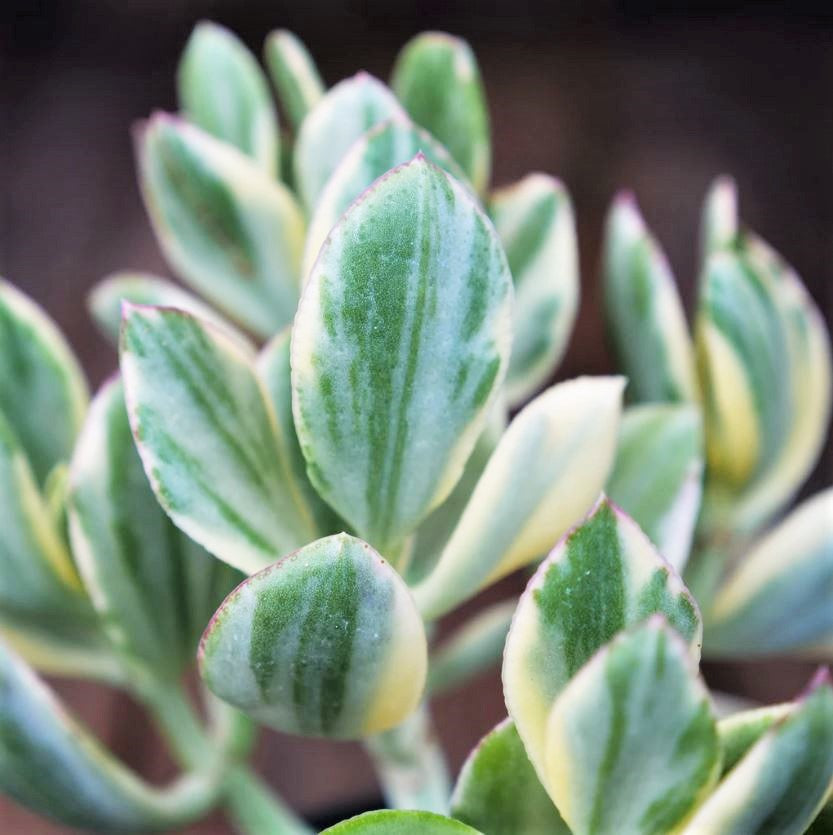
[120,305,319,575]
[0,280,88,483]
[292,156,512,558]
[503,496,702,785]
[545,618,720,835]
[700,175,738,259]
[137,115,305,338]
[490,174,579,407]
[717,702,791,775]
[257,329,342,537]
[606,403,703,572]
[264,29,325,133]
[68,377,240,679]
[199,534,427,739]
[603,194,698,403]
[88,271,249,348]
[413,377,624,620]
[302,114,468,280]
[392,32,491,193]
[177,22,278,173]
[0,640,219,832]
[451,718,570,835]
[293,73,404,211]
[705,489,833,656]
[321,810,482,834]
[681,669,833,835]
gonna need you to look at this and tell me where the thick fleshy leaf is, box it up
[603,194,697,403]
[321,810,481,834]
[302,114,467,279]
[682,670,833,835]
[705,489,833,656]
[292,156,512,557]
[0,280,87,483]
[293,73,404,211]
[120,305,319,575]
[545,618,720,835]
[68,377,240,679]
[264,29,325,132]
[177,22,278,173]
[0,640,218,831]
[199,534,427,739]
[606,403,703,572]
[700,175,738,258]
[451,718,570,835]
[88,271,248,347]
[391,32,490,193]
[137,114,305,337]
[490,175,579,406]
[717,703,791,774]
[413,377,624,620]
[503,497,702,783]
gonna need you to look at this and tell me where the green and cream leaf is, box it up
[264,29,325,133]
[700,175,738,260]
[321,810,482,834]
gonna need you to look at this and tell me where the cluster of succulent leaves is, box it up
[0,18,831,835]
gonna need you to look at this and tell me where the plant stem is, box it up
[364,702,450,814]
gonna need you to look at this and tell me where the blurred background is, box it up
[1,0,832,831]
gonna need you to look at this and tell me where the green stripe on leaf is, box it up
[264,29,325,133]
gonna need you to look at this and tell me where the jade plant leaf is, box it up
[490,174,579,407]
[302,114,467,279]
[603,194,697,404]
[68,377,240,679]
[700,175,738,260]
[137,115,305,337]
[321,810,482,834]
[0,640,218,832]
[120,305,319,575]
[392,32,491,193]
[451,718,570,835]
[503,496,701,783]
[705,488,833,656]
[681,670,833,835]
[0,280,88,483]
[199,534,427,739]
[177,22,278,174]
[606,403,703,572]
[292,156,512,558]
[413,377,624,620]
[717,702,792,775]
[264,29,325,133]
[545,618,720,835]
[293,73,404,211]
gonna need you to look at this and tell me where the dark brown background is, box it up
[1,1,832,831]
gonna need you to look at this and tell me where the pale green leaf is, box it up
[264,29,325,132]
[199,534,427,739]
[321,810,482,834]
[137,114,305,338]
[700,175,738,259]
[392,32,491,193]
[292,156,512,557]
[717,702,791,775]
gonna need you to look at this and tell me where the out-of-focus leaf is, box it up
[451,718,570,835]
[137,115,305,338]
[120,305,319,575]
[717,703,791,774]
[293,73,404,211]
[491,174,579,407]
[606,403,703,572]
[700,175,738,259]
[682,670,833,835]
[503,496,701,784]
[292,157,512,558]
[391,32,490,193]
[321,810,482,834]
[177,22,278,173]
[413,377,624,620]
[0,640,220,831]
[603,194,697,403]
[264,29,325,133]
[199,534,427,739]
[88,271,248,348]
[545,618,719,835]
[0,280,87,483]
[705,489,833,656]
[302,114,467,279]
[68,377,240,679]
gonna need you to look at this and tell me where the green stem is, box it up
[223,764,313,835]
[365,702,450,814]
